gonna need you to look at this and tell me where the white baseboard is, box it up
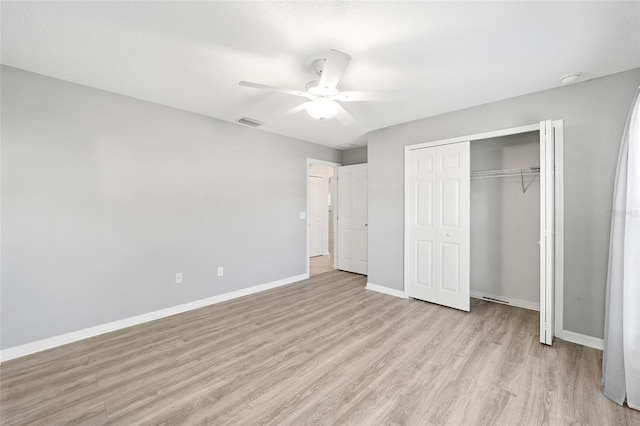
[557,329,604,350]
[365,282,407,299]
[471,291,539,312]
[0,273,309,362]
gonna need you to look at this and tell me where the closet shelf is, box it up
[471,167,540,194]
[470,167,540,180]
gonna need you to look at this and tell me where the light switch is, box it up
[299,212,306,219]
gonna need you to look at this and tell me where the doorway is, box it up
[307,160,340,276]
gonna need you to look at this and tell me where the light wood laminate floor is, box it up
[310,228,334,276]
[309,253,334,276]
[1,271,638,425]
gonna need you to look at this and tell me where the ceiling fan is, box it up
[239,49,388,125]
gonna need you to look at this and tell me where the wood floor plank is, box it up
[221,300,421,425]
[2,270,638,425]
[329,304,466,425]
[27,401,108,426]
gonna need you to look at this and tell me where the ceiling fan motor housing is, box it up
[306,80,339,98]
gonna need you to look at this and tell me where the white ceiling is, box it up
[2,2,639,149]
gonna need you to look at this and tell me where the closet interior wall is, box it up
[470,131,540,310]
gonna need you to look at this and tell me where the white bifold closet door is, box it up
[337,164,368,275]
[540,120,555,345]
[406,142,470,311]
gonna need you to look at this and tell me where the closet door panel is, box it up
[417,181,434,226]
[440,179,460,228]
[435,142,470,311]
[406,142,470,311]
[540,120,555,344]
[440,242,460,292]
[406,148,438,301]
[440,150,461,170]
[416,241,433,288]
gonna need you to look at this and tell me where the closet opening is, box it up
[404,121,563,345]
[470,131,540,311]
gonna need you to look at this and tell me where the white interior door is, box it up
[308,176,323,257]
[337,164,368,275]
[406,142,470,311]
[540,120,555,345]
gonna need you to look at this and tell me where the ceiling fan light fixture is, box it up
[306,98,339,120]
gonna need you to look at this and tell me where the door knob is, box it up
[446,232,452,237]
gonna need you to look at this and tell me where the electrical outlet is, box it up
[217,266,224,277]
[175,273,183,284]
[299,211,306,219]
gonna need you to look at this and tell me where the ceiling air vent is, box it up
[237,117,264,127]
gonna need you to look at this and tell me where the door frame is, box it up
[403,121,564,344]
[306,158,341,277]
[308,175,325,257]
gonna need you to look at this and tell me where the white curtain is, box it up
[603,87,640,410]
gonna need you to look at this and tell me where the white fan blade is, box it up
[319,50,351,90]
[334,91,400,102]
[335,104,356,126]
[270,102,310,120]
[239,81,312,99]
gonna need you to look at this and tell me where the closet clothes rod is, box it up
[470,167,540,194]
[470,166,540,180]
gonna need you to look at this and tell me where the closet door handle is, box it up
[446,232,452,237]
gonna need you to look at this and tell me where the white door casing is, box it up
[337,164,368,275]
[406,142,470,311]
[308,175,324,257]
[540,120,555,345]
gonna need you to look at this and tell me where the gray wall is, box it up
[341,146,367,165]
[368,68,640,339]
[0,66,340,349]
[470,132,540,306]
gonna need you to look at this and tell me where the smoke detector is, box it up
[560,73,581,85]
